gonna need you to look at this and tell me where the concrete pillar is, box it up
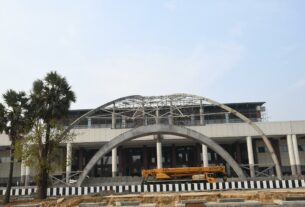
[112,103,116,129]
[142,102,147,126]
[143,116,147,125]
[168,101,173,125]
[122,116,126,128]
[25,166,30,186]
[202,144,208,167]
[225,113,229,123]
[292,134,301,175]
[246,136,255,178]
[112,148,117,177]
[155,107,159,124]
[287,134,296,175]
[112,112,116,129]
[156,135,163,169]
[66,142,72,184]
[200,100,205,125]
[87,118,91,128]
[191,114,195,125]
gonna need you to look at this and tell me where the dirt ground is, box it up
[1,188,305,207]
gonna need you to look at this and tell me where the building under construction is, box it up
[0,94,304,186]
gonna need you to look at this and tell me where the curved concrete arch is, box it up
[65,93,281,179]
[76,124,246,186]
[188,94,282,179]
[65,95,143,131]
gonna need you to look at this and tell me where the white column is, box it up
[202,144,208,167]
[25,166,30,186]
[200,100,204,125]
[122,116,126,128]
[112,103,116,129]
[292,134,301,175]
[142,102,147,126]
[246,136,255,178]
[287,134,296,175]
[168,101,173,125]
[87,118,92,128]
[156,136,163,169]
[112,148,117,177]
[155,107,159,124]
[225,113,229,123]
[66,142,72,184]
[112,112,116,129]
[191,114,195,125]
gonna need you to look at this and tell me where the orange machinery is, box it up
[142,166,227,183]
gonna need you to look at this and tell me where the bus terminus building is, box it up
[0,94,305,186]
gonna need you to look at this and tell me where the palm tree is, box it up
[0,90,31,204]
[31,71,76,199]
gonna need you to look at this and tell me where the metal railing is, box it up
[49,171,83,186]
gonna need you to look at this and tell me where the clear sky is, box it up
[0,0,304,121]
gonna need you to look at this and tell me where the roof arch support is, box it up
[76,124,246,186]
[64,93,281,179]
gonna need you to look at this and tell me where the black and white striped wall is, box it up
[0,179,304,197]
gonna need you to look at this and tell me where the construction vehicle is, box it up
[142,166,227,183]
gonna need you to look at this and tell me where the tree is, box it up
[30,71,76,199]
[0,90,32,204]
[20,120,75,192]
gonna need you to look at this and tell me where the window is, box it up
[257,146,266,153]
[298,145,305,151]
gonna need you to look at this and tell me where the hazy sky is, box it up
[0,0,304,121]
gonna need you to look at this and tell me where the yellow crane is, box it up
[142,166,227,183]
